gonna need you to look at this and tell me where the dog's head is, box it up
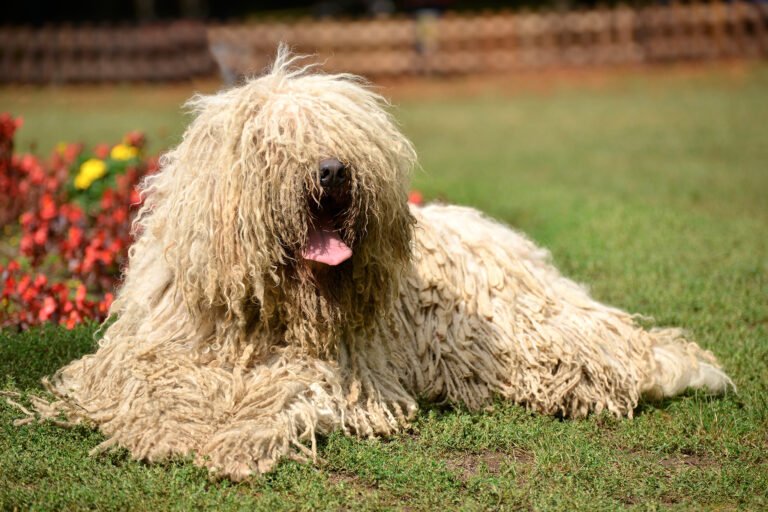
[139,47,417,356]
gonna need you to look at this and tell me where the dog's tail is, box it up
[643,329,735,399]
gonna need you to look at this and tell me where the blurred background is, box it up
[2,0,767,151]
[4,0,768,86]
[1,1,767,330]
[2,0,767,152]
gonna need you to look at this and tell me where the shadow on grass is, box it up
[0,323,98,390]
[634,387,740,416]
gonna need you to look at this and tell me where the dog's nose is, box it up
[318,158,347,189]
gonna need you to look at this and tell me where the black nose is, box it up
[318,158,347,189]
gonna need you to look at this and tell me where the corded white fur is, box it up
[27,47,733,481]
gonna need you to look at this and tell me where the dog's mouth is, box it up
[303,195,352,267]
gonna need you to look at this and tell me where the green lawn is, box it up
[1,82,214,155]
[2,64,768,510]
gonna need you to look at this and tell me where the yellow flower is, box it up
[110,143,139,161]
[74,158,107,190]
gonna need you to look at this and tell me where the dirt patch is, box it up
[657,453,715,472]
[326,471,379,494]
[625,445,718,473]
[444,449,532,482]
[609,449,721,506]
[326,472,419,511]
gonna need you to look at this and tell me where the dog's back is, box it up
[391,203,733,417]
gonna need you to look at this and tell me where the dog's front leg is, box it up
[46,337,346,481]
[197,350,347,480]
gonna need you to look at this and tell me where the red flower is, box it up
[99,292,115,313]
[98,250,113,265]
[75,284,87,308]
[52,283,68,304]
[20,211,33,227]
[112,208,127,223]
[45,177,59,192]
[40,194,56,220]
[68,226,83,247]
[29,164,45,185]
[94,143,111,159]
[130,189,141,205]
[34,273,48,287]
[100,188,115,210]
[408,190,424,206]
[19,154,37,172]
[3,277,16,298]
[63,144,82,162]
[93,229,107,245]
[61,203,84,223]
[16,274,30,295]
[63,310,81,329]
[124,130,146,149]
[39,296,56,321]
[19,234,33,253]
[33,226,48,246]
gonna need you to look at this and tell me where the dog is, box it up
[36,47,732,481]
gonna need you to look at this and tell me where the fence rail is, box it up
[0,20,215,83]
[1,2,767,84]
[209,2,768,79]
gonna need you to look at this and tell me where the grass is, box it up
[2,63,768,510]
[0,80,218,155]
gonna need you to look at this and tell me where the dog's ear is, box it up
[131,95,278,329]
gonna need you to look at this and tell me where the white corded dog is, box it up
[32,48,732,480]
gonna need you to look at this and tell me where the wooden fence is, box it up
[0,20,215,83]
[209,2,768,79]
[1,2,767,83]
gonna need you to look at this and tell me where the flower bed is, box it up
[1,113,156,329]
[1,114,422,330]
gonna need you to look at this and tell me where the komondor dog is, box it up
[30,48,732,480]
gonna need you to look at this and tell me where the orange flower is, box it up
[408,190,424,206]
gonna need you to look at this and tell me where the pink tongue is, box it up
[303,222,352,266]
